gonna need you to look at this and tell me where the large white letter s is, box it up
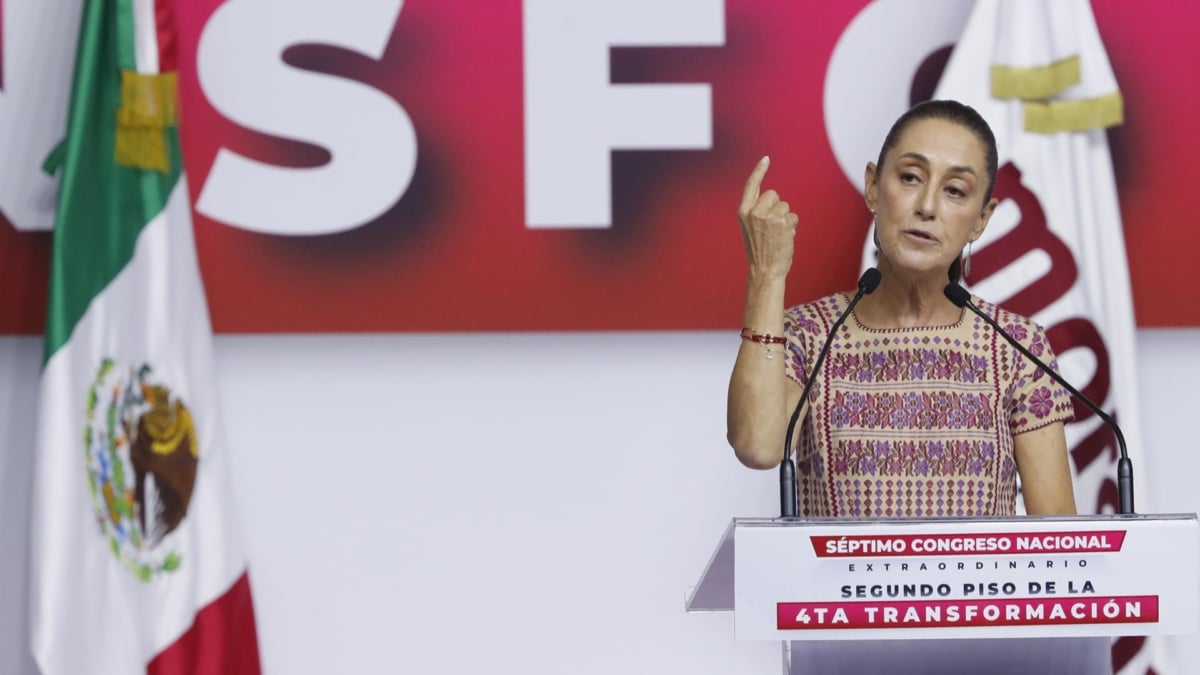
[196,0,415,235]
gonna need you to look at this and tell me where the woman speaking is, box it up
[727,100,1077,518]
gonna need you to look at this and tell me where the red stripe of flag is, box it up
[153,0,177,73]
[147,572,262,675]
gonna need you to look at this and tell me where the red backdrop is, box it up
[0,0,1195,333]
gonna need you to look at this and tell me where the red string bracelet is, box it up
[740,328,787,359]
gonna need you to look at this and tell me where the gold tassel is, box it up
[1023,90,1125,134]
[991,55,1081,101]
[115,71,178,172]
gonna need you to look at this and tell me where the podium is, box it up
[687,514,1200,674]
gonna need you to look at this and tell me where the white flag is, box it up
[933,0,1164,672]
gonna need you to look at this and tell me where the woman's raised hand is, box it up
[737,156,800,280]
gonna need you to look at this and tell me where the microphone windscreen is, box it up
[858,268,882,294]
[943,283,971,307]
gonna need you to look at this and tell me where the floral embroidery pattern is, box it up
[1004,322,1028,342]
[786,314,821,336]
[1027,386,1055,418]
[803,438,999,478]
[826,348,990,384]
[827,390,995,431]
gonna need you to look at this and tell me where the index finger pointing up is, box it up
[741,156,771,211]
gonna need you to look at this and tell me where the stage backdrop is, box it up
[2,2,1199,675]
[0,0,1197,333]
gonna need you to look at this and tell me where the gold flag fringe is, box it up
[991,55,1081,101]
[989,51,1123,134]
[1022,90,1124,134]
[115,71,178,172]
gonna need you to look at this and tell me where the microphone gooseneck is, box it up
[779,268,882,518]
[943,283,1135,515]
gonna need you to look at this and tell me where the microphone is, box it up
[780,268,882,517]
[943,283,1134,515]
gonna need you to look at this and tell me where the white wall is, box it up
[0,336,39,675]
[1,329,1197,674]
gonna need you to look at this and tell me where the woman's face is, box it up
[865,117,997,281]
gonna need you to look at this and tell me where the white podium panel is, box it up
[687,514,1199,644]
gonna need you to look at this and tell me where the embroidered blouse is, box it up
[782,292,1073,518]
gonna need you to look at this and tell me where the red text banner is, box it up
[810,530,1129,558]
[776,596,1159,630]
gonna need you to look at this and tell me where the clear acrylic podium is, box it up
[687,514,1199,674]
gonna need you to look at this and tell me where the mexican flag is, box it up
[28,0,261,672]
[934,0,1165,672]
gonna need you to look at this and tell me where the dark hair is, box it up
[874,100,998,283]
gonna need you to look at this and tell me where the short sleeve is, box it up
[782,306,818,388]
[1008,321,1075,434]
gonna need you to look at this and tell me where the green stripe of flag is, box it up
[45,0,181,361]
